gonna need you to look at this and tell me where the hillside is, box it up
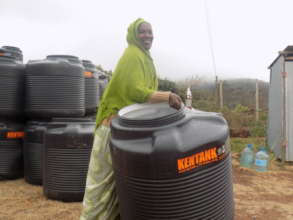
[186,78,269,110]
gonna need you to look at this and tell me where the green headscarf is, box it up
[95,18,158,127]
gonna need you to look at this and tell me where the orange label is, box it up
[0,53,4,56]
[84,71,93,78]
[6,132,24,139]
[177,147,221,173]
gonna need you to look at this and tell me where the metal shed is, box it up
[268,46,293,161]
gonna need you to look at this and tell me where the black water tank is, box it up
[0,53,25,117]
[1,46,23,63]
[98,73,108,96]
[0,120,23,179]
[23,120,48,185]
[110,104,234,220]
[25,58,85,118]
[82,60,100,114]
[43,118,95,202]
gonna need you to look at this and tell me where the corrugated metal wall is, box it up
[285,61,293,160]
[268,55,284,159]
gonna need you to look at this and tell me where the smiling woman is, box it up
[80,18,182,220]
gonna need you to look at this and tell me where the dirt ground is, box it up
[232,153,293,220]
[0,154,293,220]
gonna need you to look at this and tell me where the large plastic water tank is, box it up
[98,73,108,97]
[43,118,95,202]
[82,60,100,114]
[23,120,48,185]
[25,58,85,118]
[1,46,23,63]
[0,53,25,117]
[110,104,234,220]
[0,120,24,179]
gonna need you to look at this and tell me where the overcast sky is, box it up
[2,0,293,82]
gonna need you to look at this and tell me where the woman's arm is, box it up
[148,91,182,110]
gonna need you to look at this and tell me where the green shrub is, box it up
[232,104,249,113]
[250,124,266,137]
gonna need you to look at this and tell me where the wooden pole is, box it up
[255,79,259,121]
[215,76,218,107]
[219,80,223,109]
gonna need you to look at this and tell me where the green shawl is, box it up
[95,18,158,126]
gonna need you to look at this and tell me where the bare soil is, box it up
[1,155,293,220]
[232,153,293,220]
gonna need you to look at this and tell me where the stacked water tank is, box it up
[82,59,101,115]
[23,55,99,201]
[98,71,109,98]
[0,46,25,180]
[0,45,108,201]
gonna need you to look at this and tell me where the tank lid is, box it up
[82,59,96,70]
[0,49,17,63]
[2,46,22,52]
[118,103,185,127]
[46,55,82,64]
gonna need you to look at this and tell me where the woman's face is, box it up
[137,23,153,50]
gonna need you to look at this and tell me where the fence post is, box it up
[219,80,223,109]
[255,79,259,121]
[215,76,219,107]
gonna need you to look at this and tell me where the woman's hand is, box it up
[169,93,182,110]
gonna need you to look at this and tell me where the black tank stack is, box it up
[82,60,100,116]
[23,54,97,202]
[110,104,234,220]
[0,46,25,180]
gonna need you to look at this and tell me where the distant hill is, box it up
[189,78,269,110]
[223,79,268,110]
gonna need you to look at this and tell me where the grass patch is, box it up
[230,137,266,153]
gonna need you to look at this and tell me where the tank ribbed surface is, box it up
[0,59,24,117]
[23,121,47,185]
[85,77,99,112]
[82,60,100,114]
[43,120,95,201]
[24,143,43,185]
[0,140,23,179]
[98,75,108,97]
[116,156,233,220]
[25,59,85,118]
[44,147,91,202]
[0,121,23,179]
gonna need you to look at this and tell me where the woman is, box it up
[80,18,182,220]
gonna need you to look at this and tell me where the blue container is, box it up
[254,147,269,172]
[240,144,254,168]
